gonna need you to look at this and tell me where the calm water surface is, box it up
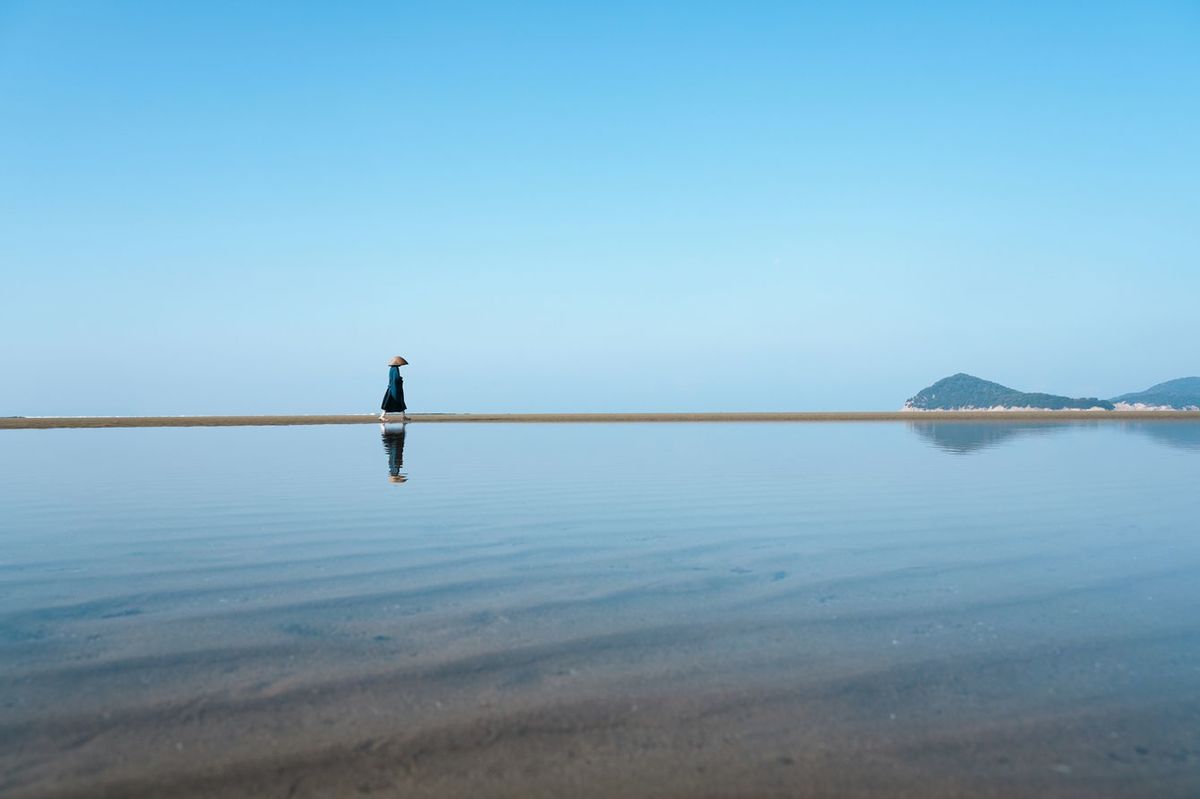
[2,422,1199,798]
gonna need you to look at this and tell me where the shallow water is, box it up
[1,421,1198,798]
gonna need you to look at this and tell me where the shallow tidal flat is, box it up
[2,422,1199,797]
[3,409,1200,429]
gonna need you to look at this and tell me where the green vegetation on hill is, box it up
[1111,377,1200,409]
[906,373,1115,411]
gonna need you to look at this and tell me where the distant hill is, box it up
[905,374,1115,411]
[1111,377,1200,410]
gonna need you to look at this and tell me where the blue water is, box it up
[1,421,1198,798]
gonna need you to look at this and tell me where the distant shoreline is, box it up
[3,411,1200,430]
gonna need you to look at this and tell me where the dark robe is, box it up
[381,366,407,412]
[382,428,406,477]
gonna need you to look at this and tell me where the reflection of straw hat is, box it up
[389,475,408,483]
[388,356,409,366]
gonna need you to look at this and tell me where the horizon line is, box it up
[4,411,1200,430]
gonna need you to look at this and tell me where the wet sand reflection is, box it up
[909,420,1200,454]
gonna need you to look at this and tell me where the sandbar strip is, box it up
[3,411,1200,430]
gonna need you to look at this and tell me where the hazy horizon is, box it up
[3,2,1197,415]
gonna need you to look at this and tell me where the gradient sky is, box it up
[2,1,1197,414]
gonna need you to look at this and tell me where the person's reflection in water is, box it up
[381,425,408,483]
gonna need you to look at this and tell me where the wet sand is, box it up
[2,423,1198,797]
[3,410,1199,429]
[6,541,1198,799]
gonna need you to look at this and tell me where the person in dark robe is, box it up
[382,426,407,483]
[380,355,408,421]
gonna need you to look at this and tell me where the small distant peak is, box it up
[1111,376,1200,410]
[1150,376,1200,390]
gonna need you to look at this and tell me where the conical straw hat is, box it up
[388,356,409,366]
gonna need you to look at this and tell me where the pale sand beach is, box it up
[3,411,1199,429]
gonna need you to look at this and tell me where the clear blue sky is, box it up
[2,1,1196,414]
